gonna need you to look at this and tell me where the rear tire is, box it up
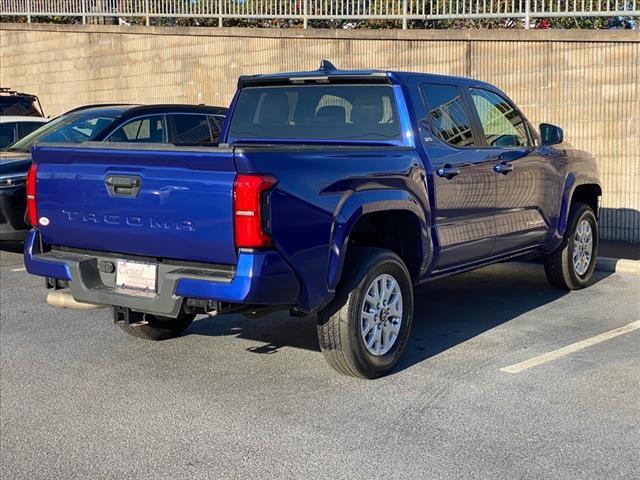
[544,202,598,290]
[317,248,413,379]
[118,312,195,341]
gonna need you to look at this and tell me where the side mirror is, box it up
[540,123,564,146]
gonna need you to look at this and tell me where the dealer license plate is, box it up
[115,259,157,292]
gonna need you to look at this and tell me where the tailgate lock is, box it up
[105,175,141,197]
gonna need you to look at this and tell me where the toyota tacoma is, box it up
[24,62,601,378]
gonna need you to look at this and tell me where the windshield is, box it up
[7,111,118,152]
[227,84,402,143]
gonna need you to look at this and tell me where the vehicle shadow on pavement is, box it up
[188,308,322,353]
[396,262,611,374]
[186,262,611,373]
[0,242,23,254]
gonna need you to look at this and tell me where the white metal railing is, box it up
[1,1,638,28]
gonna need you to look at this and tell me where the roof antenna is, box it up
[318,60,337,72]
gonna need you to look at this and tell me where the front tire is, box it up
[317,248,413,379]
[544,202,598,290]
[118,312,195,341]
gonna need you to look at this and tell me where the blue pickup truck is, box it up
[24,62,601,378]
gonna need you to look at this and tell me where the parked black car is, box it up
[0,103,228,245]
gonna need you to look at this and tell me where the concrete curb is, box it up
[596,257,640,275]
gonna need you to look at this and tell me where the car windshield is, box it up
[227,84,402,143]
[6,111,118,152]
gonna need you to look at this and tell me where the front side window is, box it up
[469,88,530,148]
[108,115,167,143]
[170,114,218,144]
[227,84,401,143]
[421,83,474,148]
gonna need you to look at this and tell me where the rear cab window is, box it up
[227,84,402,143]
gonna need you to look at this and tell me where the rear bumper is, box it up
[24,230,300,317]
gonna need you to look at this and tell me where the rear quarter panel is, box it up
[234,146,430,312]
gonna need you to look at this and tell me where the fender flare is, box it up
[326,189,431,290]
[558,173,602,237]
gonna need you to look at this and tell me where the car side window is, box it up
[0,123,17,149]
[469,88,530,148]
[108,115,166,143]
[170,114,218,145]
[420,83,475,148]
[209,115,224,143]
[212,114,226,140]
[18,121,45,138]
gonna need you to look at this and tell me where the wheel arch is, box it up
[572,183,602,217]
[327,189,431,291]
[558,174,602,236]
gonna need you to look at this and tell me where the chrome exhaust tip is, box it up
[46,290,104,310]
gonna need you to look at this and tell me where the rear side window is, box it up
[421,84,474,148]
[0,124,17,149]
[18,121,45,138]
[469,88,530,148]
[108,115,167,143]
[227,84,401,143]
[170,114,219,145]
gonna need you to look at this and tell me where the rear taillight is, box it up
[26,164,38,227]
[233,174,277,248]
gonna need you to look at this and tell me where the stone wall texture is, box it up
[1,24,639,242]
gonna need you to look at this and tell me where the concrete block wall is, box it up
[1,25,638,242]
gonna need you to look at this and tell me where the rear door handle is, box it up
[436,165,460,179]
[494,162,513,175]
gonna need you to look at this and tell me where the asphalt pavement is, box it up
[1,249,639,480]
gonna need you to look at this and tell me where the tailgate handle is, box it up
[105,175,141,197]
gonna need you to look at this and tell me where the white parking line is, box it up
[10,267,26,272]
[500,320,640,374]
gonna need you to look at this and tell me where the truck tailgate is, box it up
[31,143,237,265]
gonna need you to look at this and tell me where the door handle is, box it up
[105,175,141,197]
[494,162,513,175]
[436,165,460,179]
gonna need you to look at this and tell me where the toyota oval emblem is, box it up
[39,217,50,226]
